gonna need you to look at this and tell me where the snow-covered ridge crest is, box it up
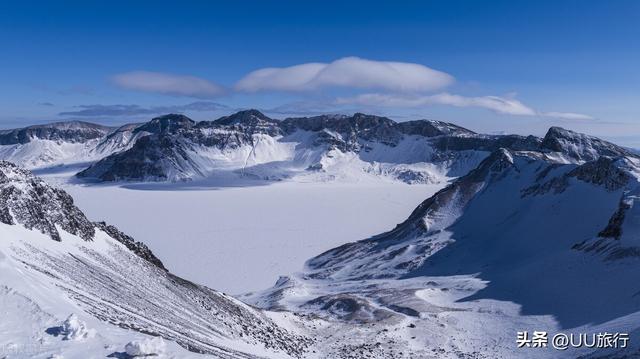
[70,110,514,183]
[1,111,634,185]
[73,112,637,183]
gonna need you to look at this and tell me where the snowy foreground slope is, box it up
[246,131,640,358]
[0,161,311,358]
[7,110,630,185]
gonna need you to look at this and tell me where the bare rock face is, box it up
[212,108,280,129]
[77,134,197,181]
[0,160,95,241]
[522,156,631,196]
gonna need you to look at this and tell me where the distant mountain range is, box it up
[0,110,633,186]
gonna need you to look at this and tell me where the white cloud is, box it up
[336,92,593,119]
[112,71,225,98]
[235,57,454,93]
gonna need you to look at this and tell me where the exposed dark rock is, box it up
[0,160,95,241]
[303,294,396,322]
[134,114,195,135]
[598,198,631,240]
[77,135,198,181]
[212,109,279,127]
[567,157,630,191]
[94,221,166,269]
[522,157,630,196]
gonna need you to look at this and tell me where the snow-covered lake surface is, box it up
[42,170,441,294]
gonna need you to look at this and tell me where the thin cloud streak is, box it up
[112,71,226,98]
[336,93,594,120]
[59,102,228,117]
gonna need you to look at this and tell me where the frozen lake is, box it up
[49,174,441,294]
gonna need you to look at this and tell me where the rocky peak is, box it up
[135,114,195,135]
[212,109,278,127]
[541,126,633,162]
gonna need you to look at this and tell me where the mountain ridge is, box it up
[0,111,634,187]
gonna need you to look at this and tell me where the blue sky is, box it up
[1,1,638,145]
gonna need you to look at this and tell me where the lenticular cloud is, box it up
[235,56,454,93]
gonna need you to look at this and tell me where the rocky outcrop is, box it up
[522,156,631,196]
[0,161,95,241]
[94,221,165,269]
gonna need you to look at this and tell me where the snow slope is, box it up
[0,161,310,358]
[0,121,141,170]
[248,138,640,357]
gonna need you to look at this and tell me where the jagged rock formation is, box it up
[0,160,95,241]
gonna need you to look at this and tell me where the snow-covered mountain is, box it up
[70,112,639,184]
[245,132,640,358]
[0,160,310,358]
[0,121,141,169]
[2,111,631,186]
[75,110,488,183]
